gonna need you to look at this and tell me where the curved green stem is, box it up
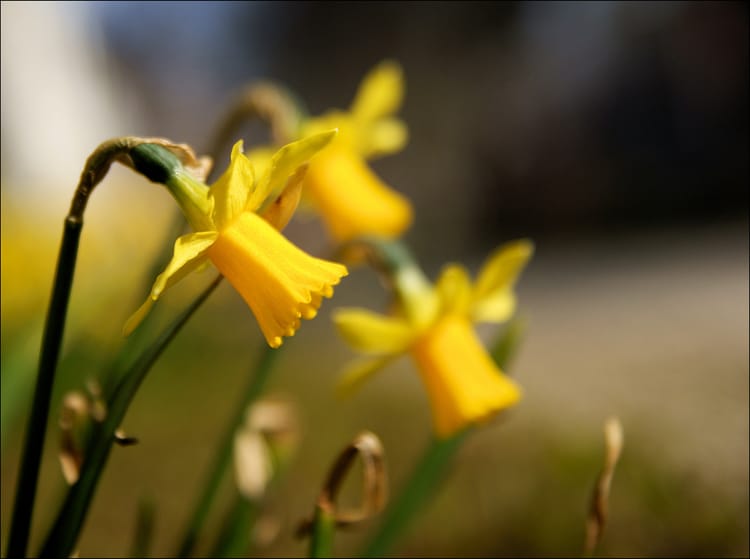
[6,216,82,557]
[5,137,202,558]
[176,343,280,557]
[39,274,223,558]
[208,82,305,155]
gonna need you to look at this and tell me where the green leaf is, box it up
[176,343,280,557]
[38,275,223,558]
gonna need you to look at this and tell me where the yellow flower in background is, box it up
[250,60,413,242]
[125,131,348,348]
[333,240,533,438]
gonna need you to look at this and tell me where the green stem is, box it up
[129,495,156,558]
[362,431,467,558]
[309,505,336,558]
[6,216,82,557]
[211,495,259,557]
[176,343,279,557]
[38,274,223,558]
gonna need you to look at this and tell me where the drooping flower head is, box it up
[126,131,348,348]
[249,61,413,243]
[333,239,533,437]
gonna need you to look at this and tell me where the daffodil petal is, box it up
[245,146,275,180]
[251,130,337,212]
[333,307,415,355]
[471,239,533,322]
[474,239,534,297]
[122,298,154,337]
[336,355,397,397]
[472,292,517,324]
[361,117,408,159]
[299,111,351,140]
[261,163,305,231]
[123,231,217,337]
[351,60,404,123]
[436,264,472,316]
[210,141,254,229]
[151,232,218,299]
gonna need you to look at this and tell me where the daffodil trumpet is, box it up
[126,131,348,348]
[334,238,533,438]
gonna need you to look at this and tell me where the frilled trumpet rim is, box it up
[411,315,521,438]
[208,211,348,347]
[304,145,413,242]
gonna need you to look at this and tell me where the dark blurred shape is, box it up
[93,2,748,245]
[473,1,749,239]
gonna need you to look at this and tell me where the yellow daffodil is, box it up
[125,131,348,348]
[333,240,533,437]
[249,60,413,242]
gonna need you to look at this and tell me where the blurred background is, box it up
[1,1,747,556]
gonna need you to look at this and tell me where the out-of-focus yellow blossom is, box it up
[125,131,348,348]
[333,240,533,437]
[250,61,413,242]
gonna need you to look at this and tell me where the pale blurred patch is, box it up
[0,1,173,342]
[1,2,139,208]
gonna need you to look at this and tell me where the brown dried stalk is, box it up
[584,416,624,556]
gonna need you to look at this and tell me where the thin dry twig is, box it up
[297,431,388,537]
[58,381,110,485]
[584,416,624,556]
[233,399,298,500]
